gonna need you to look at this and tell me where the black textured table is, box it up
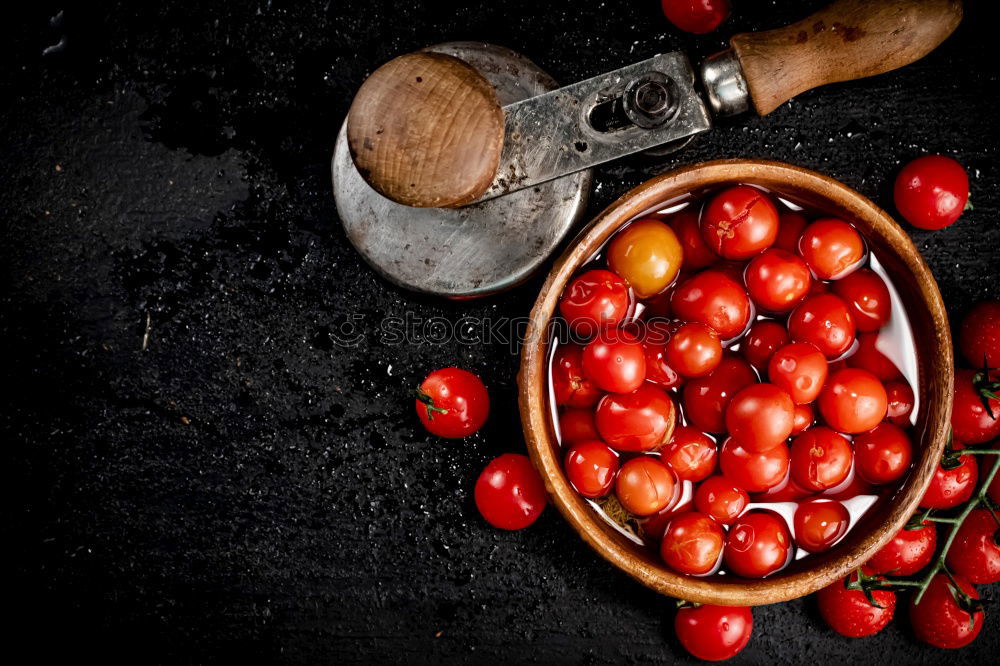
[3,1,998,663]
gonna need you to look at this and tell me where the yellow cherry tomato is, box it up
[607,218,683,298]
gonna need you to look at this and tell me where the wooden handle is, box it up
[731,0,962,116]
[346,52,504,208]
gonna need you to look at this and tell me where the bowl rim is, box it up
[517,158,953,606]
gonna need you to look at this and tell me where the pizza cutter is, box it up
[332,0,961,299]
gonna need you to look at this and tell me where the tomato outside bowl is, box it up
[517,159,953,606]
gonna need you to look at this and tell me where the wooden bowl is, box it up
[518,159,953,606]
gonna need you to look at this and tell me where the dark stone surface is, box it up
[2,1,997,663]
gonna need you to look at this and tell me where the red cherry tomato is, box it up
[793,499,849,553]
[823,470,874,501]
[642,340,684,390]
[767,341,828,405]
[744,248,812,313]
[475,454,547,530]
[564,440,619,498]
[725,383,795,453]
[789,427,853,491]
[551,345,601,408]
[788,293,856,359]
[558,407,600,445]
[683,355,758,433]
[894,155,969,230]
[792,403,814,434]
[741,320,789,371]
[670,208,718,270]
[415,367,490,438]
[920,453,978,509]
[853,422,913,485]
[797,218,865,280]
[909,574,983,649]
[774,211,807,252]
[663,426,718,482]
[671,270,752,340]
[661,511,725,575]
[884,380,915,427]
[664,322,723,378]
[675,603,752,662]
[596,384,676,453]
[694,476,749,525]
[831,268,891,332]
[846,331,903,381]
[867,520,937,576]
[951,367,1000,445]
[559,269,630,337]
[817,570,896,638]
[701,185,779,260]
[582,330,646,393]
[724,511,791,578]
[959,300,1000,368]
[661,0,731,35]
[946,509,1000,584]
[616,456,676,516]
[818,368,887,433]
[719,437,789,493]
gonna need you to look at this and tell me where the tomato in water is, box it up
[853,422,913,485]
[787,293,857,359]
[744,248,812,312]
[661,0,731,35]
[725,383,795,453]
[415,367,490,438]
[595,384,676,452]
[719,437,789,493]
[615,456,676,516]
[909,574,984,649]
[607,218,683,298]
[817,570,896,638]
[664,322,723,378]
[642,340,684,390]
[683,355,758,433]
[475,454,547,530]
[767,341,828,405]
[701,185,779,260]
[893,155,969,231]
[558,269,630,338]
[670,208,718,270]
[817,368,887,434]
[789,427,853,491]
[694,476,749,525]
[564,440,619,498]
[551,345,601,408]
[959,300,1000,368]
[791,403,814,434]
[951,367,1000,445]
[846,331,902,381]
[661,511,725,575]
[831,268,891,332]
[774,211,807,253]
[920,453,978,509]
[663,426,718,482]
[558,407,600,445]
[945,509,1000,584]
[724,511,792,578]
[797,218,865,280]
[670,270,752,340]
[884,380,915,426]
[582,330,646,394]
[793,499,850,553]
[867,520,937,576]
[741,320,789,371]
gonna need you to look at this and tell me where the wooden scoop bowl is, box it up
[518,160,953,606]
